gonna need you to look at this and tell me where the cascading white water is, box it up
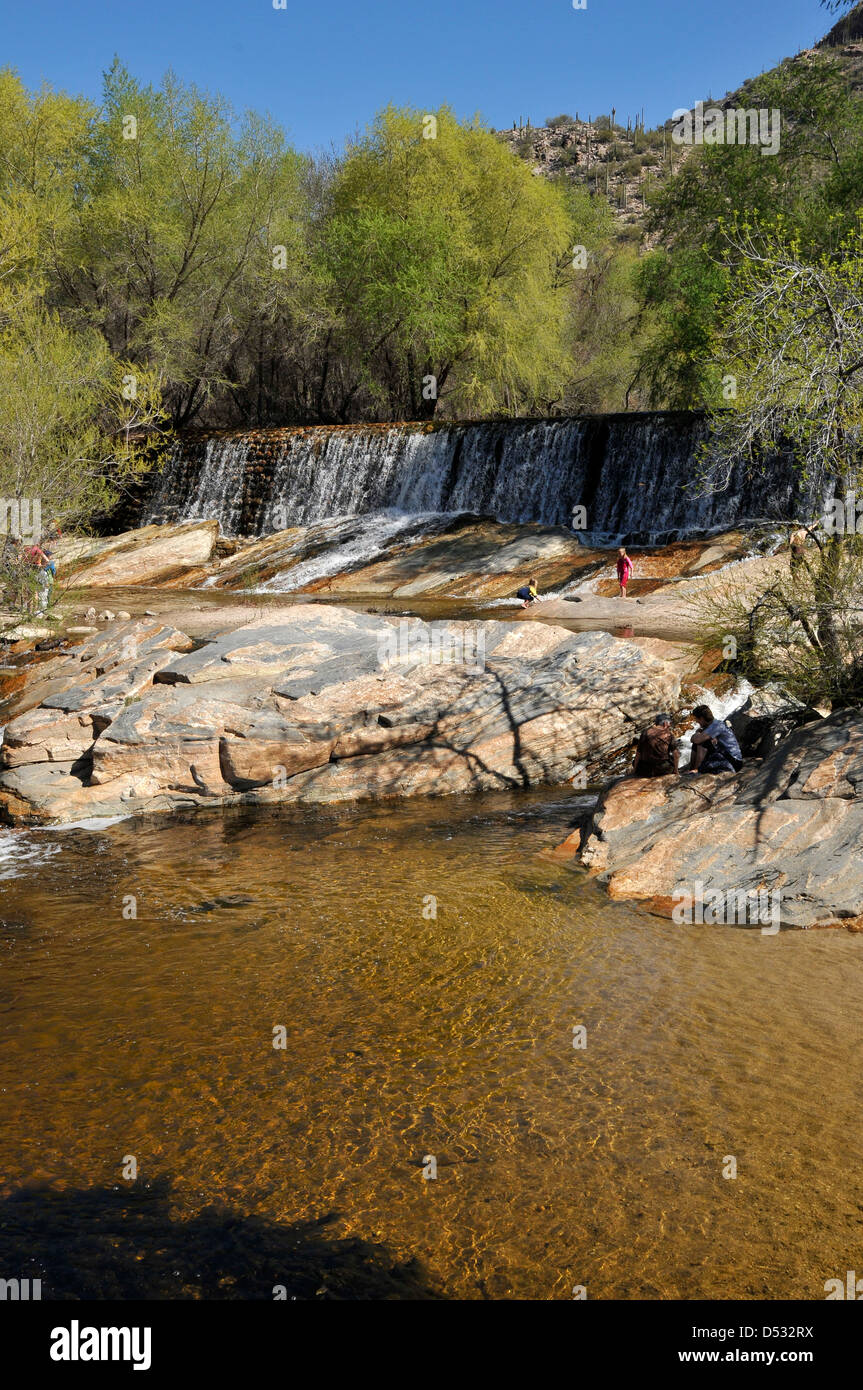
[144,415,827,543]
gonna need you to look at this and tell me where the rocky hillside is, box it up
[820,0,863,53]
[495,115,672,231]
[498,1,863,227]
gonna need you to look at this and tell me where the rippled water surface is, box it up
[1,791,862,1300]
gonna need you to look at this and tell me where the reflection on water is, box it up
[1,790,861,1300]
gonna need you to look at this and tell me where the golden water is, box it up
[1,790,861,1300]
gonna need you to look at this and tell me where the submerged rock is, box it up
[555,709,863,929]
[0,605,681,824]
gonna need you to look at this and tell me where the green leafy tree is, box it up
[0,302,167,527]
[556,185,645,411]
[61,61,310,427]
[697,217,863,706]
[635,51,863,406]
[319,105,574,419]
[632,247,727,408]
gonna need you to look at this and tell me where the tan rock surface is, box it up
[63,521,219,587]
[559,711,863,929]
[0,606,682,824]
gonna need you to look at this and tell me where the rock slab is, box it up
[0,606,681,824]
[555,710,863,929]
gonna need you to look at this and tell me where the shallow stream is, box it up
[2,789,861,1299]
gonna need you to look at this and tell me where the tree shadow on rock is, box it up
[0,1178,442,1300]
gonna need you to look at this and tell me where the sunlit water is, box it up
[1,790,861,1300]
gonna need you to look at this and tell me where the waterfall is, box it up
[143,414,826,544]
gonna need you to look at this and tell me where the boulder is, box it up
[0,605,682,824]
[66,521,219,587]
[1,708,101,767]
[727,684,815,760]
[557,709,863,929]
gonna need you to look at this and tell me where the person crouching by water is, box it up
[516,579,539,609]
[616,547,633,598]
[688,704,744,775]
[632,713,679,778]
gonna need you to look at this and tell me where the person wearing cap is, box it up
[632,713,679,777]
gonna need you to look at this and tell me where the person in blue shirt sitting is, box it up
[688,704,744,775]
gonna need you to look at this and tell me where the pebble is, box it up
[116,611,132,620]
[98,610,115,621]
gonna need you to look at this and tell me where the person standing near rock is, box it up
[616,547,633,597]
[23,538,56,616]
[632,713,679,777]
[789,526,808,577]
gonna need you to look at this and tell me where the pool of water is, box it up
[1,789,861,1300]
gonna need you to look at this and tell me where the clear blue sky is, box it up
[5,0,836,152]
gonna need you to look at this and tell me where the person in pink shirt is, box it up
[616,547,633,598]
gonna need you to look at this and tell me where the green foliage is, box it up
[0,67,168,569]
[68,60,310,427]
[703,217,863,488]
[694,217,863,709]
[695,533,863,709]
[321,106,574,418]
[633,247,727,408]
[0,300,168,527]
[555,186,646,412]
[634,51,863,406]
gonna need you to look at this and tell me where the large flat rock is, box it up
[62,521,219,587]
[553,710,863,929]
[0,605,681,824]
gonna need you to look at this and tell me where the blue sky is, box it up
[5,0,836,152]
